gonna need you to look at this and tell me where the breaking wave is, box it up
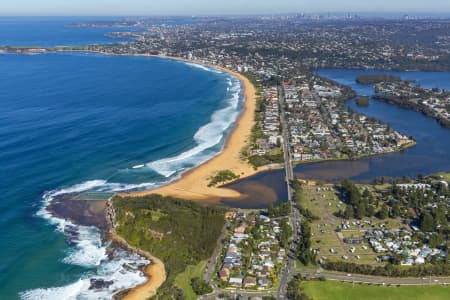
[20,247,148,300]
[147,74,242,177]
[184,62,223,74]
[21,181,151,300]
[24,64,243,299]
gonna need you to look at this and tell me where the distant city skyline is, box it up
[1,0,450,16]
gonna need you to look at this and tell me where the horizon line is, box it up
[1,11,450,18]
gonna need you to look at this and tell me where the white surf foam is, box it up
[31,177,160,299]
[62,226,107,267]
[27,180,151,300]
[96,181,158,192]
[24,68,243,300]
[20,279,88,300]
[20,248,148,300]
[147,75,242,178]
[50,180,108,197]
[184,62,222,74]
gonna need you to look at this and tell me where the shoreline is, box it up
[111,55,261,298]
[118,54,263,202]
[36,49,264,200]
[34,51,262,299]
[105,200,166,300]
[292,140,417,168]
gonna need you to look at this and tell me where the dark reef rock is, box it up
[89,278,114,290]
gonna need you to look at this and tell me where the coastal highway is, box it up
[203,86,301,299]
[204,85,450,299]
[277,85,301,298]
[278,85,295,202]
[300,268,450,286]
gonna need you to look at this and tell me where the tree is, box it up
[280,219,292,248]
[355,201,366,219]
[390,253,402,265]
[420,212,435,232]
[429,233,444,248]
[268,203,275,217]
[362,188,371,198]
[379,204,389,220]
[391,202,401,218]
[344,205,353,219]
[286,276,312,300]
[435,205,448,228]
[297,221,315,266]
[366,204,376,217]
[190,277,213,295]
[208,170,239,187]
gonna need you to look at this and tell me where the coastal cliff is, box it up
[105,200,167,300]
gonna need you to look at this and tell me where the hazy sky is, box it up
[2,0,450,16]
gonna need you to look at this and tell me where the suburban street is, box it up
[202,85,301,300]
[204,221,230,288]
[201,87,450,300]
[277,85,301,298]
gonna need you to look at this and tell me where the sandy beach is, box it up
[105,201,166,300]
[110,56,261,299]
[121,257,166,300]
[122,57,260,202]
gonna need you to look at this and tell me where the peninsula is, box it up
[6,14,450,300]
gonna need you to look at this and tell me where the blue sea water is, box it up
[0,19,243,299]
[0,17,133,46]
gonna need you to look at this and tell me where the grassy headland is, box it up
[113,194,226,299]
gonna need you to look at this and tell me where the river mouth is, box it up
[31,66,450,300]
[221,168,288,208]
[220,69,450,208]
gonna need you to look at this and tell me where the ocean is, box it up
[0,18,243,299]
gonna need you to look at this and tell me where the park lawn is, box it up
[354,254,380,265]
[372,183,392,191]
[174,260,208,300]
[435,172,450,181]
[302,281,450,300]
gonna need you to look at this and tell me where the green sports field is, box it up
[302,281,449,300]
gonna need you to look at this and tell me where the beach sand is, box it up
[106,200,166,300]
[122,257,165,300]
[122,60,260,203]
[116,58,260,299]
[52,50,261,202]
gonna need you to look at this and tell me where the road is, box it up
[278,85,295,201]
[202,290,278,299]
[301,268,450,285]
[277,85,301,298]
[203,85,445,299]
[204,221,230,289]
[201,85,450,299]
